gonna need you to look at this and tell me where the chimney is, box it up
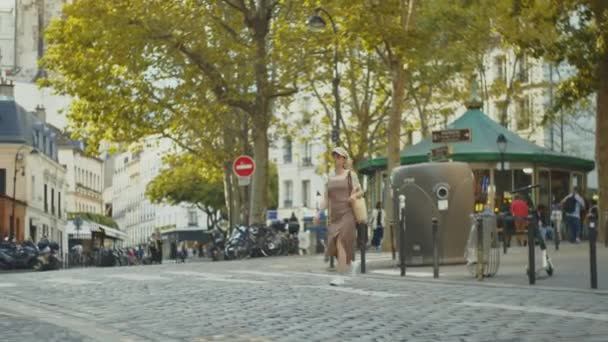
[0,75,14,99]
[35,105,46,122]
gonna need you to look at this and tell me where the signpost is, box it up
[233,155,256,186]
[432,129,471,144]
[430,145,452,160]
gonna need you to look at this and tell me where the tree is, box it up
[41,0,304,225]
[146,154,226,229]
[496,0,608,243]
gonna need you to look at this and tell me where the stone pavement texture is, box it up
[1,252,608,342]
[357,242,608,290]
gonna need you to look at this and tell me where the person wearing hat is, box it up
[318,147,363,286]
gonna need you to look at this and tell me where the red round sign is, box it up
[233,155,256,177]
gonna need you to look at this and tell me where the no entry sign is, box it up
[233,155,256,178]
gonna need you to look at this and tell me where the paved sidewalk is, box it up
[296,242,608,291]
[1,253,608,341]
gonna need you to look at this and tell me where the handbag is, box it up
[348,171,368,224]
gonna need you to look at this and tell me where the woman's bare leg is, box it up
[337,238,348,274]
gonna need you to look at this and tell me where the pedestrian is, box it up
[510,194,529,246]
[560,186,586,243]
[537,204,553,241]
[318,147,363,286]
[177,241,186,263]
[368,201,385,251]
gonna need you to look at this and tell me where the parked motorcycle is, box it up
[0,241,42,270]
[209,227,226,261]
[37,241,62,271]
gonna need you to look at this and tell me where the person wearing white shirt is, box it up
[368,201,386,251]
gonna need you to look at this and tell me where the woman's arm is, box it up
[349,172,364,200]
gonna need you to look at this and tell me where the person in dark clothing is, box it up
[368,201,385,251]
[537,204,553,241]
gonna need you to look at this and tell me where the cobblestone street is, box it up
[2,255,608,342]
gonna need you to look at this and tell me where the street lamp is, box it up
[308,8,342,145]
[10,147,38,241]
[496,133,508,254]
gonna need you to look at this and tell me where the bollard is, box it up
[555,220,560,251]
[399,195,407,277]
[432,217,439,279]
[330,256,334,269]
[589,214,598,289]
[476,216,484,280]
[527,214,536,285]
[360,224,367,274]
[502,214,508,255]
[399,207,407,277]
[390,222,397,260]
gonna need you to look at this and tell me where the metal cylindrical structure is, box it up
[391,162,474,266]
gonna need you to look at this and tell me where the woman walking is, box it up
[319,147,363,286]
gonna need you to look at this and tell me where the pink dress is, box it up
[325,173,357,262]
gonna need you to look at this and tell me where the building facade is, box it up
[57,141,104,215]
[111,137,208,247]
[0,79,67,255]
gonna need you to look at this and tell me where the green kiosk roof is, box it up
[359,108,595,174]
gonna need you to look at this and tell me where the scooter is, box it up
[510,184,555,278]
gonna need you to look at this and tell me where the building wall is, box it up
[0,0,70,129]
[112,137,208,246]
[58,147,104,215]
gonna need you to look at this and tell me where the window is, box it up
[58,192,62,218]
[518,55,529,83]
[283,180,293,208]
[42,135,47,154]
[302,180,310,208]
[0,168,6,194]
[302,141,312,166]
[516,96,532,130]
[51,188,55,215]
[494,55,507,83]
[31,176,35,200]
[494,101,508,127]
[283,138,292,163]
[188,210,198,226]
[44,184,48,213]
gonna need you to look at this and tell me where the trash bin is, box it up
[465,212,500,277]
[391,162,475,265]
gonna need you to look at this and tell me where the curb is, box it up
[327,258,608,296]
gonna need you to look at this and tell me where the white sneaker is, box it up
[329,277,344,286]
[351,261,361,276]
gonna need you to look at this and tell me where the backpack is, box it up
[563,195,577,214]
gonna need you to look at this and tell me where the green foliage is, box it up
[145,154,225,215]
[68,212,119,229]
[268,161,279,210]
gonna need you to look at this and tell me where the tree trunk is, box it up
[383,59,406,252]
[593,1,608,245]
[249,119,269,224]
[596,33,608,245]
[247,7,271,225]
[223,161,235,227]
